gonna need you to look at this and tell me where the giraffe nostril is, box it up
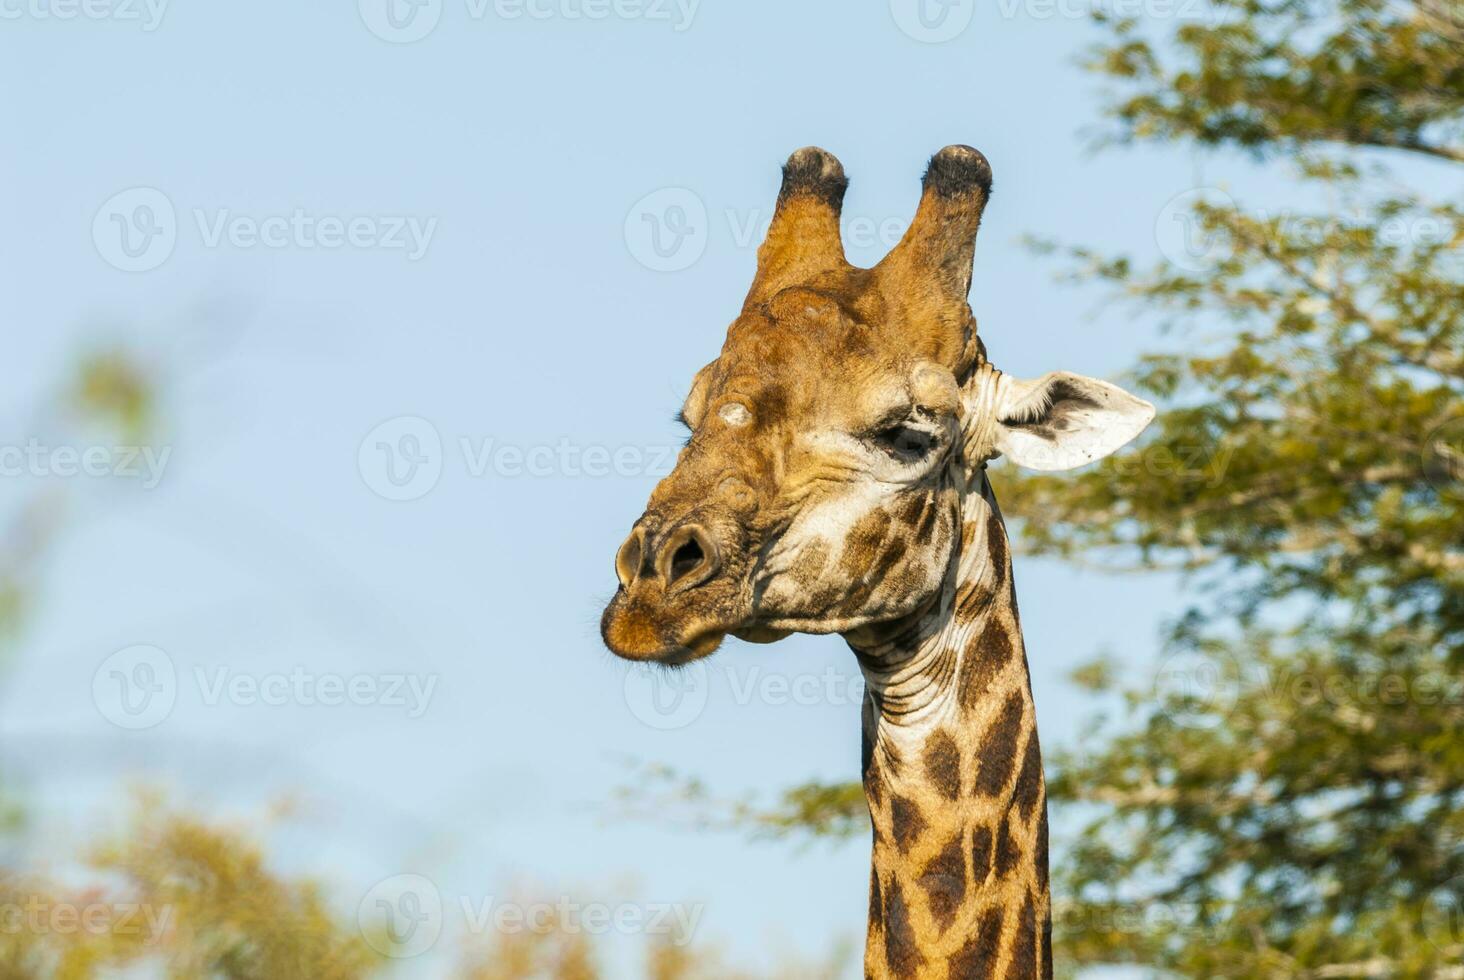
[669,538,704,582]
[614,529,644,590]
[658,524,721,592]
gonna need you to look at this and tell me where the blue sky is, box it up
[0,0,1325,975]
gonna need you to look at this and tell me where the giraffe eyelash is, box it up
[870,422,939,462]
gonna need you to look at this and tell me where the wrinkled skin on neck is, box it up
[850,478,1050,979]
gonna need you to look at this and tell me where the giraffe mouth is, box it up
[660,629,727,665]
[599,583,738,663]
[607,627,727,666]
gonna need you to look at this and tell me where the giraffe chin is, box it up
[617,630,725,667]
[600,603,731,664]
[731,626,793,644]
[663,629,727,665]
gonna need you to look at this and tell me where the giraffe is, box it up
[601,146,1154,979]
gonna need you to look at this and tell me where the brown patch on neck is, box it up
[958,619,1016,712]
[946,906,1004,979]
[1012,731,1044,822]
[973,691,1025,797]
[881,879,927,978]
[890,796,928,854]
[918,835,968,935]
[923,731,962,802]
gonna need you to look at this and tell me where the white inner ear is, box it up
[993,372,1155,472]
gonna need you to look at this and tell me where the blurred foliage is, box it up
[69,348,155,441]
[609,761,868,843]
[1005,0,1464,968]
[0,801,381,979]
[0,798,848,979]
[1088,0,1464,162]
[0,349,156,654]
[619,1,1464,976]
[0,347,160,843]
[0,580,21,649]
[459,913,851,980]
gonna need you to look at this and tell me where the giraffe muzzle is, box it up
[602,517,744,663]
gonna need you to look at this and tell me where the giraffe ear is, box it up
[993,372,1155,471]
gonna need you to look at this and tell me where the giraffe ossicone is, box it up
[602,146,1154,978]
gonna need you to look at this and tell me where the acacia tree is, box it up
[629,1,1464,975]
[1008,0,1464,974]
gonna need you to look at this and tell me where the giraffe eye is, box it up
[872,423,936,462]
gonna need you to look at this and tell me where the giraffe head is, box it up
[602,146,1153,664]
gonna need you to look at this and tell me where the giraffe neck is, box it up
[847,476,1051,980]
